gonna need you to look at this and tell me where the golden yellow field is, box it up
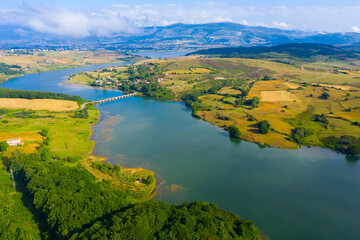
[260,91,300,102]
[0,98,79,111]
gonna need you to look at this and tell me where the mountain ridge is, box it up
[1,22,360,50]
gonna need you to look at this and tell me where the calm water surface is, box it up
[1,61,359,240]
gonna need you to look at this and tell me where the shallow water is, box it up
[2,60,360,240]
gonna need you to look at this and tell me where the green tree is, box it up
[292,127,312,143]
[262,75,271,80]
[41,129,49,137]
[321,92,330,99]
[346,144,360,156]
[258,120,271,134]
[229,125,241,139]
[0,142,9,152]
[235,97,243,107]
[74,108,89,119]
[251,96,260,108]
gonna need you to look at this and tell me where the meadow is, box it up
[0,99,156,200]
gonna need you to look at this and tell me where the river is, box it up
[1,58,360,240]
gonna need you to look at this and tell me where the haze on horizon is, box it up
[0,0,360,38]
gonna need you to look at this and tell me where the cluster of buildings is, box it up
[94,76,150,87]
[6,138,24,146]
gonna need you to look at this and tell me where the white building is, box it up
[6,138,24,146]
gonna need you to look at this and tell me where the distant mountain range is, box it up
[1,22,360,50]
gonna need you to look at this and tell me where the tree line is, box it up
[0,88,86,104]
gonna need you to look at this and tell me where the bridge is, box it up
[94,92,137,104]
[80,92,137,109]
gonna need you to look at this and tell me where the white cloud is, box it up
[272,21,289,29]
[351,26,360,33]
[0,3,360,37]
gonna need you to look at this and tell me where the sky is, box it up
[0,0,360,38]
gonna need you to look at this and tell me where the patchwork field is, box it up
[72,56,360,152]
[0,98,79,111]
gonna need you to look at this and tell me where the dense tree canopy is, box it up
[8,149,263,240]
[72,201,262,240]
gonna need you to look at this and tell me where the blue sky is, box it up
[0,1,360,37]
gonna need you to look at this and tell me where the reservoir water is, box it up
[1,62,360,240]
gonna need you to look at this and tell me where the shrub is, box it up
[346,144,360,156]
[314,114,329,124]
[258,120,271,134]
[0,142,9,152]
[74,108,89,119]
[228,125,241,139]
[251,96,260,108]
[320,92,330,99]
[292,127,312,143]
[143,175,155,185]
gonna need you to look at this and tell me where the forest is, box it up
[3,148,262,240]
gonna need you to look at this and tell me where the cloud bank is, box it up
[0,3,360,38]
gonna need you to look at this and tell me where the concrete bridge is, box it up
[80,92,137,109]
[94,92,137,104]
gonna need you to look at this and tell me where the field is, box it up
[196,78,360,149]
[70,56,360,151]
[0,50,140,83]
[152,57,360,150]
[0,98,79,111]
[0,99,156,199]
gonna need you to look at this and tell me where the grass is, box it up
[67,75,94,85]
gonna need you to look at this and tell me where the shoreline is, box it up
[0,59,130,85]
[71,80,353,155]
[83,106,158,201]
